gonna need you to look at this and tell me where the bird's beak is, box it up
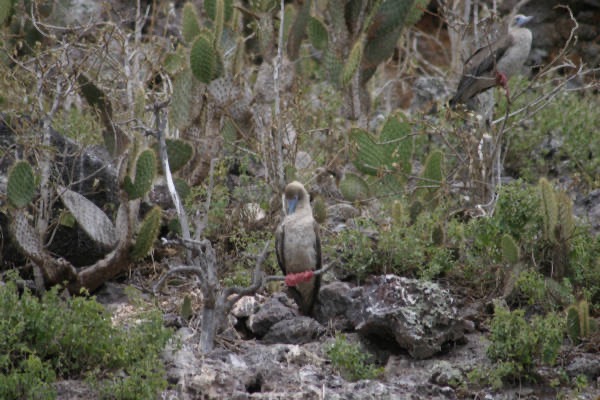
[287,197,298,214]
[519,15,533,26]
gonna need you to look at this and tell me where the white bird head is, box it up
[512,14,533,27]
[283,181,309,215]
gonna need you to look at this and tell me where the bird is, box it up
[449,14,533,108]
[275,181,322,315]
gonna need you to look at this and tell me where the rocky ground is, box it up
[51,274,600,400]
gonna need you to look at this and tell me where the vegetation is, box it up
[327,334,384,381]
[0,275,172,399]
[484,303,564,388]
[0,0,598,396]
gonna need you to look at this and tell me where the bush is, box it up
[0,276,172,399]
[485,303,564,387]
[326,334,384,381]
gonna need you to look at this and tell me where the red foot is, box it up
[495,71,511,101]
[285,271,315,287]
[495,71,508,88]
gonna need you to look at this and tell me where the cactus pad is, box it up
[131,206,162,260]
[124,149,157,199]
[7,161,36,209]
[59,186,117,249]
[339,173,370,202]
[190,32,218,83]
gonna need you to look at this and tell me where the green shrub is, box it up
[0,276,173,399]
[378,206,457,280]
[331,218,380,282]
[326,334,383,381]
[503,88,600,186]
[485,303,564,387]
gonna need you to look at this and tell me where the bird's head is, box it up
[284,181,308,215]
[512,14,533,27]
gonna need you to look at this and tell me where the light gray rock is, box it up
[565,352,600,381]
[232,296,260,318]
[327,204,361,224]
[354,275,465,359]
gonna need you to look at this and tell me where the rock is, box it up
[162,328,201,385]
[565,353,600,381]
[188,357,253,399]
[429,360,463,388]
[327,203,361,224]
[354,275,465,359]
[410,76,451,112]
[295,151,313,170]
[232,296,260,318]
[262,316,325,344]
[315,281,363,331]
[247,297,295,337]
[574,189,600,236]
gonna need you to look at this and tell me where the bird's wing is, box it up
[313,220,322,271]
[312,220,322,302]
[275,223,286,275]
[450,34,513,106]
[465,34,513,77]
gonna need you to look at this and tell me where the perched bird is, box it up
[449,14,533,108]
[275,181,322,315]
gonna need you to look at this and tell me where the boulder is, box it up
[354,275,466,359]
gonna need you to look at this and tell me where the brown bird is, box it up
[449,14,533,108]
[275,181,322,315]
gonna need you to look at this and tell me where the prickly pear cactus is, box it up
[501,234,520,264]
[182,2,201,44]
[422,150,443,185]
[361,0,416,84]
[205,0,233,23]
[339,173,370,202]
[286,0,312,61]
[190,31,219,84]
[380,114,413,176]
[174,177,191,201]
[7,160,36,209]
[312,195,327,224]
[11,210,44,260]
[131,206,162,260]
[341,34,365,87]
[170,68,197,129]
[59,186,117,249]
[307,17,328,51]
[154,139,193,173]
[124,149,157,200]
[351,129,384,176]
